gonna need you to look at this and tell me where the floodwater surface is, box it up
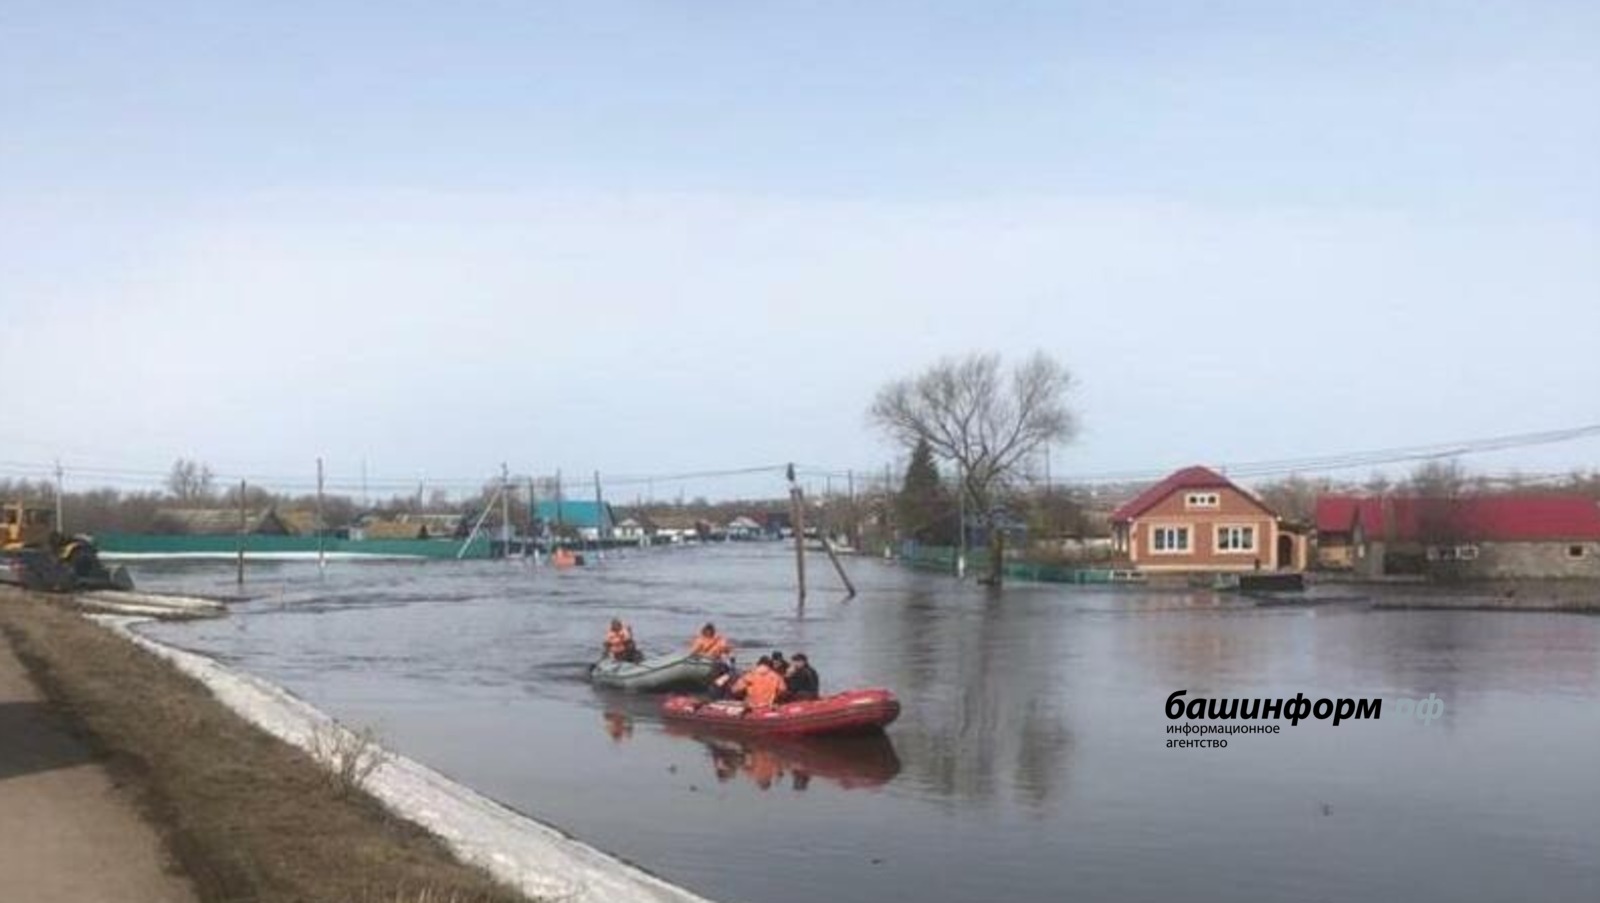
[137,545,1600,903]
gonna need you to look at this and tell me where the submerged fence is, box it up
[895,542,1140,585]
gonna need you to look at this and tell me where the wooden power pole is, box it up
[236,479,247,586]
[788,463,806,605]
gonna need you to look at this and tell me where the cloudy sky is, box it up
[3,2,1597,499]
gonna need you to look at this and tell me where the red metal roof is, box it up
[1314,495,1382,535]
[1347,494,1600,543]
[1111,466,1262,522]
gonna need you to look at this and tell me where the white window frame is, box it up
[1185,492,1220,510]
[1215,524,1257,554]
[1151,524,1191,554]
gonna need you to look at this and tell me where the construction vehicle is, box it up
[1,502,132,592]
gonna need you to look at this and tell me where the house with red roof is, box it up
[1313,495,1383,570]
[1315,493,1600,578]
[1111,466,1307,573]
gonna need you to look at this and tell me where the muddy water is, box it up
[138,545,1600,903]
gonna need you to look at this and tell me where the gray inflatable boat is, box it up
[590,652,719,692]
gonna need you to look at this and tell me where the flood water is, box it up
[137,545,1600,903]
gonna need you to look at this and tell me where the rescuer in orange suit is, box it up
[733,656,788,709]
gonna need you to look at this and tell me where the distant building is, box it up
[613,512,657,543]
[725,515,763,540]
[651,512,710,543]
[1111,466,1307,572]
[762,511,792,537]
[277,509,351,539]
[351,512,464,541]
[1318,493,1600,579]
[534,499,616,542]
[159,507,293,536]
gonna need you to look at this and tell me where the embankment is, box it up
[1362,578,1600,613]
[0,588,525,902]
[0,588,718,903]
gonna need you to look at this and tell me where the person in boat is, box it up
[732,655,787,709]
[783,652,819,701]
[769,650,789,677]
[689,622,732,661]
[708,667,737,700]
[692,622,736,696]
[603,618,642,663]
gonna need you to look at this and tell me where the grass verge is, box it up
[0,588,528,903]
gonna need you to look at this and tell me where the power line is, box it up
[3,424,1597,497]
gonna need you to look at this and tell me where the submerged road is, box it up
[139,545,1600,903]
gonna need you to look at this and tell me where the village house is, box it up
[158,507,294,536]
[534,500,615,542]
[613,512,657,543]
[1317,493,1600,579]
[1111,466,1307,573]
[650,512,711,544]
[724,515,763,540]
[351,512,465,541]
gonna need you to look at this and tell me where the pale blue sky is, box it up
[2,2,1597,497]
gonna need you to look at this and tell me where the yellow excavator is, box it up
[0,502,131,592]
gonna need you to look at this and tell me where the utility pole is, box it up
[593,470,605,561]
[501,462,511,558]
[847,469,857,550]
[555,469,564,533]
[53,460,64,532]
[236,479,247,586]
[956,461,967,580]
[885,461,894,551]
[1044,445,1053,537]
[528,475,538,559]
[788,463,806,606]
[316,458,326,572]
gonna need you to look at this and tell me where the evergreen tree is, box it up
[898,438,957,545]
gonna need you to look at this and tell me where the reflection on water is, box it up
[603,709,634,743]
[604,705,904,792]
[657,720,901,792]
[136,546,1600,903]
[870,584,1075,811]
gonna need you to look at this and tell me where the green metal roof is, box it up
[534,499,614,529]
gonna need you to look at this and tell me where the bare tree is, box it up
[1406,458,1471,579]
[870,351,1077,585]
[165,458,215,502]
[1255,474,1332,523]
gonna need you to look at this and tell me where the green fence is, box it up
[896,542,1136,585]
[95,533,494,560]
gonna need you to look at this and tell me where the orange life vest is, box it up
[604,627,633,659]
[689,632,731,660]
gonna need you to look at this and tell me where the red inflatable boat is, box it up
[661,689,900,737]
